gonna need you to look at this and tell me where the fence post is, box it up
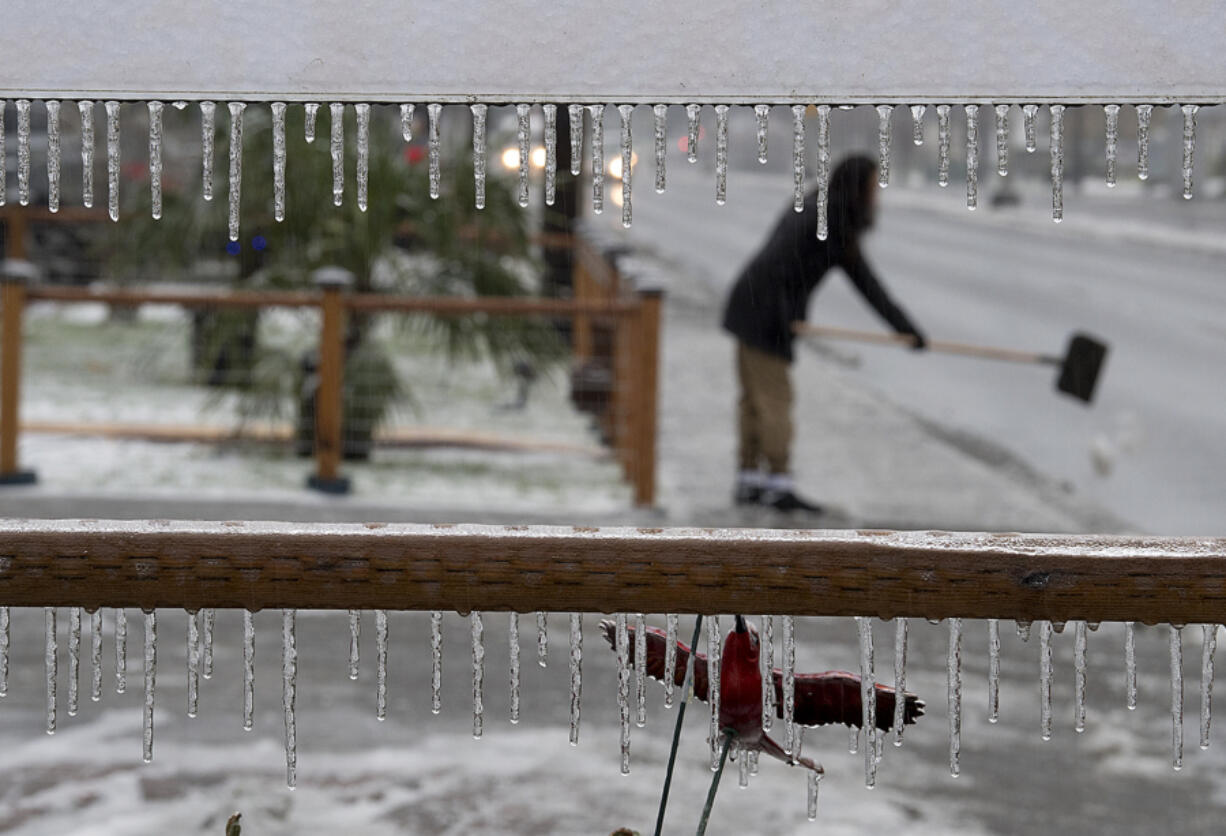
[307,266,352,495]
[0,259,37,485]
[633,289,663,507]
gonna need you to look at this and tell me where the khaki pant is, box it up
[736,342,793,474]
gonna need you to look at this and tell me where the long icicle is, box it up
[1125,621,1137,709]
[199,101,215,201]
[543,104,557,206]
[876,104,892,187]
[987,618,1000,723]
[428,103,442,200]
[105,101,120,221]
[304,102,319,143]
[790,105,805,213]
[355,103,370,212]
[115,608,127,694]
[589,104,604,214]
[536,611,548,668]
[90,609,102,702]
[472,611,485,739]
[16,100,31,206]
[686,104,700,163]
[893,617,908,744]
[619,103,634,227]
[635,612,647,726]
[936,104,951,187]
[754,104,770,164]
[994,103,1009,177]
[1104,104,1120,187]
[0,101,5,209]
[375,609,388,721]
[399,103,414,142]
[569,613,582,745]
[78,101,94,208]
[510,612,521,723]
[568,104,584,177]
[616,613,630,773]
[1074,620,1088,733]
[808,769,822,821]
[965,104,979,210]
[1050,104,1065,223]
[1172,624,1184,770]
[243,610,255,731]
[45,607,57,734]
[67,606,80,716]
[347,610,360,680]
[714,104,729,206]
[1040,620,1053,740]
[949,618,963,777]
[329,102,344,206]
[147,101,163,219]
[227,102,245,241]
[46,100,61,213]
[708,615,722,771]
[664,613,679,707]
[0,606,7,698]
[1203,624,1217,749]
[470,104,487,210]
[431,611,443,714]
[653,104,668,192]
[282,609,297,788]
[202,609,215,680]
[143,610,156,762]
[1136,104,1153,181]
[857,617,877,787]
[761,615,774,730]
[783,614,796,754]
[816,105,830,240]
[1181,104,1198,200]
[187,610,200,718]
[516,103,531,208]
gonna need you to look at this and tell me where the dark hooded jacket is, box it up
[722,155,923,363]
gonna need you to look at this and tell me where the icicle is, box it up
[1104,104,1120,187]
[987,618,1000,723]
[304,102,319,143]
[783,614,796,754]
[589,104,604,214]
[1,607,10,697]
[876,104,893,187]
[569,613,583,745]
[1039,620,1053,740]
[470,104,487,210]
[653,104,667,193]
[754,104,769,164]
[761,615,774,730]
[0,102,6,208]
[857,617,877,787]
[708,615,722,771]
[714,104,729,205]
[67,606,80,716]
[142,610,157,762]
[1172,624,1184,770]
[807,769,821,820]
[509,612,521,724]
[329,102,344,206]
[965,104,979,210]
[187,610,200,718]
[994,104,1009,177]
[375,609,388,721]
[910,104,926,146]
[282,609,297,788]
[619,103,634,227]
[634,612,647,726]
[536,611,548,668]
[105,101,120,221]
[848,722,859,754]
[78,101,94,208]
[790,105,805,213]
[1125,621,1137,709]
[948,618,962,777]
[664,614,678,707]
[89,610,102,703]
[202,609,215,679]
[46,100,61,212]
[1050,104,1065,223]
[893,617,908,744]
[615,613,630,773]
[1074,621,1088,733]
[543,104,557,206]
[147,101,163,219]
[1202,624,1216,749]
[199,101,215,201]
[45,608,57,734]
[243,610,255,731]
[1022,104,1038,153]
[749,747,759,776]
[1181,104,1198,200]
[471,611,485,739]
[17,99,31,206]
[568,104,584,177]
[227,102,245,241]
[516,103,531,209]
[685,103,701,163]
[115,608,127,694]
[1136,104,1153,181]
[936,104,951,187]
[268,102,287,222]
[399,103,414,143]
[431,611,443,714]
[816,105,830,241]
[428,103,442,199]
[738,739,750,787]
[347,610,360,680]
[1016,620,1032,642]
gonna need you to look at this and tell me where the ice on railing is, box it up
[893,617,908,743]
[187,608,200,718]
[430,610,443,714]
[1202,624,1216,750]
[1039,619,1054,740]
[543,105,558,206]
[589,104,605,215]
[536,611,548,668]
[68,606,81,716]
[936,104,951,188]
[90,609,102,702]
[664,613,679,707]
[142,610,156,762]
[282,609,297,788]
[633,612,646,727]
[1074,620,1088,733]
[569,612,582,745]
[427,103,442,200]
[375,609,388,721]
[1104,104,1120,187]
[46,100,61,213]
[965,105,979,210]
[471,103,488,210]
[1049,104,1066,222]
[619,104,634,227]
[754,104,770,165]
[987,618,1000,723]
[17,99,31,206]
[614,612,630,773]
[790,105,805,214]
[685,104,701,164]
[243,610,255,730]
[45,607,57,734]
[329,102,345,207]
[708,614,722,771]
[856,616,877,787]
[356,102,371,212]
[876,104,892,187]
[714,104,730,207]
[227,102,245,241]
[994,104,1009,177]
[509,612,521,723]
[653,104,668,193]
[1171,624,1184,770]
[472,611,485,738]
[761,614,774,730]
[782,613,796,755]
[200,101,216,201]
[147,101,163,219]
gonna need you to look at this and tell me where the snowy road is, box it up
[599,161,1226,535]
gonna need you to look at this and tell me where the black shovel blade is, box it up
[1057,333,1108,403]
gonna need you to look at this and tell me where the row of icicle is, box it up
[0,101,1208,241]
[0,609,1217,818]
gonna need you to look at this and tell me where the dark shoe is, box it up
[761,489,824,514]
[734,483,763,505]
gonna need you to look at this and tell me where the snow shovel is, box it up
[792,323,1109,404]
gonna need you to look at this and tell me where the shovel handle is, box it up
[793,323,1061,367]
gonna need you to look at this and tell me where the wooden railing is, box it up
[0,248,664,504]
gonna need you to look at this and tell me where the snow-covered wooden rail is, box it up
[1,519,1224,623]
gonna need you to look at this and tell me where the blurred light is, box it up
[610,186,624,209]
[501,148,520,170]
[607,151,639,180]
[530,147,547,168]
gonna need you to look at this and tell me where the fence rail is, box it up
[1,519,1224,622]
